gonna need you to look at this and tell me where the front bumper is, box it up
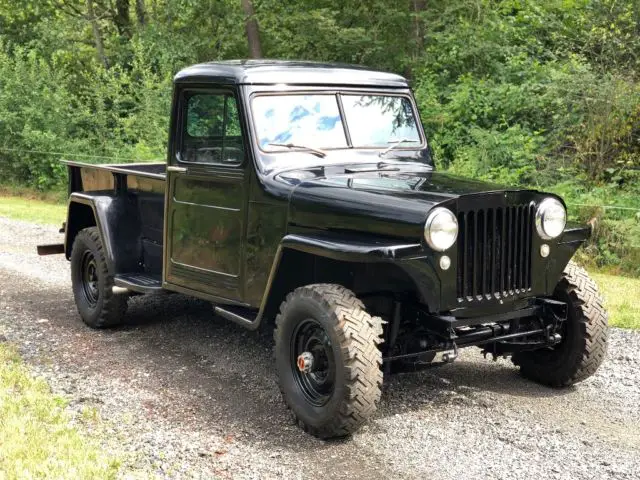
[383,297,568,363]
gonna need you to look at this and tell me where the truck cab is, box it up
[42,60,608,439]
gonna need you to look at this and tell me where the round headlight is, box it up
[536,198,566,240]
[425,207,458,251]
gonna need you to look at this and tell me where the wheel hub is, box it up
[297,351,314,373]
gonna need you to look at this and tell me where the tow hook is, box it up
[297,352,314,373]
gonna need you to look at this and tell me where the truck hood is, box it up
[280,168,539,240]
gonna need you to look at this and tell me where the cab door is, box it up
[164,87,248,302]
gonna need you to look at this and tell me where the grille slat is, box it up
[472,211,479,298]
[482,209,488,296]
[457,204,533,302]
[507,207,513,293]
[500,208,506,294]
[520,206,526,290]
[459,212,467,298]
[519,206,525,290]
[515,206,521,290]
[488,209,495,296]
[524,205,533,287]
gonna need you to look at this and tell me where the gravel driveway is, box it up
[0,216,639,479]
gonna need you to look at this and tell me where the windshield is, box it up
[252,93,422,152]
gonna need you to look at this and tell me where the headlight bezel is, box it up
[424,207,459,252]
[535,197,567,240]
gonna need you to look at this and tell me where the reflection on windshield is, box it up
[252,93,421,151]
[341,95,420,146]
[253,95,347,150]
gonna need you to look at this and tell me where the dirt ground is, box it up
[0,217,638,479]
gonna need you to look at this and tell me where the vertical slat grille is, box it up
[456,204,534,301]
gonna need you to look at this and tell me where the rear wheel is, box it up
[274,284,383,439]
[513,262,608,387]
[70,227,128,328]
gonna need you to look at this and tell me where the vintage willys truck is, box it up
[40,60,608,438]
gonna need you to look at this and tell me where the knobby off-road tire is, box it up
[70,227,128,328]
[513,261,608,387]
[274,284,383,439]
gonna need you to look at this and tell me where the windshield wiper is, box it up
[379,139,419,157]
[344,165,400,173]
[267,143,327,158]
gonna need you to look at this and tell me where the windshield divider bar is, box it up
[335,93,353,148]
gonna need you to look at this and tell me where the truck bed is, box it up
[63,160,166,180]
[64,160,167,278]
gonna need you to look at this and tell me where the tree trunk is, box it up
[113,0,131,37]
[135,0,146,26]
[413,0,426,57]
[86,0,108,68]
[241,0,262,59]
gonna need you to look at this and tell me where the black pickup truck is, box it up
[40,60,608,439]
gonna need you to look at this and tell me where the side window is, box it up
[180,92,244,165]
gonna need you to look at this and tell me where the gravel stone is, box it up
[0,216,639,479]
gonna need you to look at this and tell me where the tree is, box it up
[86,0,108,68]
[112,0,131,38]
[241,0,262,59]
[135,0,146,26]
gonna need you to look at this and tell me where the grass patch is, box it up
[0,189,66,225]
[591,272,640,330]
[0,343,121,479]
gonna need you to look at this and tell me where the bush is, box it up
[0,41,171,190]
[551,181,640,276]
[0,0,638,274]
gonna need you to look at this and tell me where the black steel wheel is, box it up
[512,261,608,387]
[70,227,128,328]
[80,251,100,307]
[274,284,383,439]
[290,318,336,407]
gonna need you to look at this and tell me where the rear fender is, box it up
[65,192,141,273]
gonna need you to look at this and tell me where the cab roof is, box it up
[174,60,409,88]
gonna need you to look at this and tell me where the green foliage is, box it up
[550,180,640,276]
[0,0,638,273]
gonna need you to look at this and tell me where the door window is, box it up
[180,92,244,165]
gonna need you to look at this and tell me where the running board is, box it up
[214,305,258,328]
[114,273,163,294]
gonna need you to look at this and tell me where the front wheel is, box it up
[274,284,383,439]
[513,262,608,387]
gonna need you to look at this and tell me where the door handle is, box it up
[167,166,188,173]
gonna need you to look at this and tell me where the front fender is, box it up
[280,232,423,262]
[545,223,591,292]
[254,231,442,327]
